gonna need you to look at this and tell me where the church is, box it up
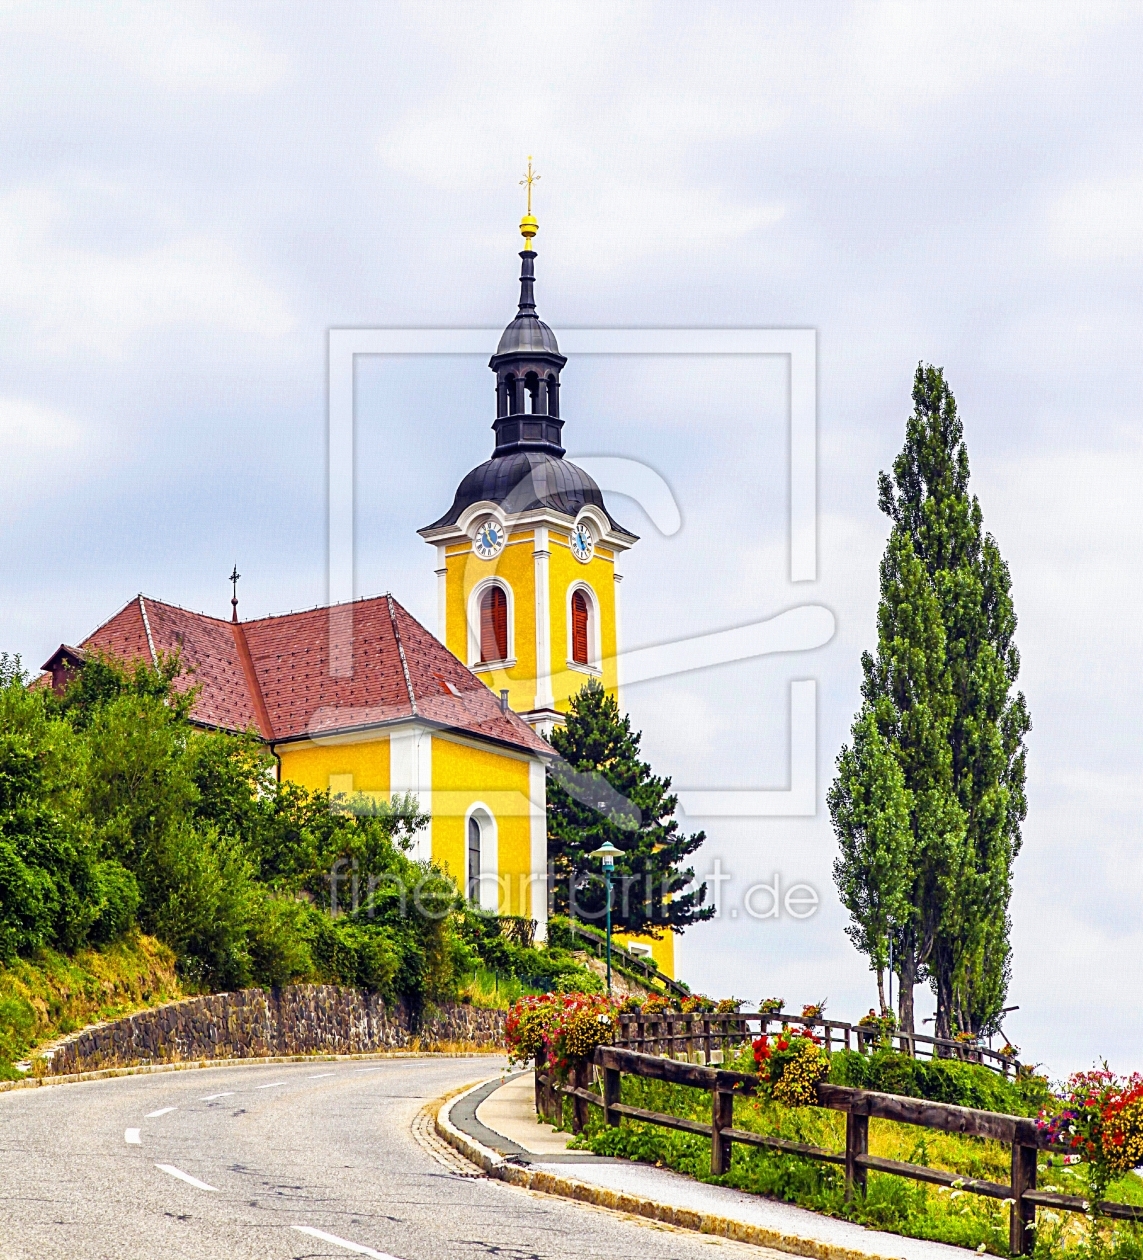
[38,194,672,974]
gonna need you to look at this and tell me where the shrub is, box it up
[829,1048,1050,1116]
[1039,1068,1143,1200]
[87,860,140,945]
[754,1028,829,1106]
[505,991,618,1077]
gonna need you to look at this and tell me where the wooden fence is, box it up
[534,1045,1143,1256]
[614,1010,1021,1076]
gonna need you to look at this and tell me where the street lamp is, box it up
[589,841,623,995]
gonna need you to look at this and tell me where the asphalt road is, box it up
[0,1056,765,1260]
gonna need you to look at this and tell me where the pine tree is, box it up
[547,680,713,936]
[832,365,1030,1036]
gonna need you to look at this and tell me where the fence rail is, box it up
[614,1010,1021,1076]
[533,1045,1143,1256]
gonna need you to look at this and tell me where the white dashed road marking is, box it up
[291,1225,404,1258]
[308,1072,336,1079]
[155,1164,219,1192]
[124,1129,141,1145]
[199,1093,235,1101]
[255,1081,286,1089]
[145,1107,177,1118]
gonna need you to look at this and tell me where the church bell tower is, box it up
[419,164,638,733]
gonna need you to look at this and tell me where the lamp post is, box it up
[590,841,622,996]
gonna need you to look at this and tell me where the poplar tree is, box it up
[546,680,713,936]
[831,365,1030,1037]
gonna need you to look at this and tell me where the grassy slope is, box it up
[0,934,181,1079]
[570,1051,1143,1259]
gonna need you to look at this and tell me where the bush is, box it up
[87,861,140,945]
[829,1048,1050,1116]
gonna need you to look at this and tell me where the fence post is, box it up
[711,1087,734,1175]
[1010,1140,1037,1256]
[534,1053,545,1119]
[570,1064,590,1134]
[845,1110,868,1202]
[603,1064,621,1127]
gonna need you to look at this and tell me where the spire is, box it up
[230,564,241,622]
[516,249,537,315]
[519,155,539,251]
[485,160,567,458]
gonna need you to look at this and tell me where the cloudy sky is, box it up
[4,1,1142,1078]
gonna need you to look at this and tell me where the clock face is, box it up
[473,519,506,560]
[570,523,594,563]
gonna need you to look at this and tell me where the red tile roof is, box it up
[59,593,550,758]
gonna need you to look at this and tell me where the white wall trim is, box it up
[466,576,515,668]
[389,724,433,862]
[533,526,554,711]
[565,579,602,670]
[435,544,448,642]
[528,759,548,941]
[464,801,500,914]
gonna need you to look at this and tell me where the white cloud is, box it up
[1048,174,1143,264]
[0,187,293,356]
[1,2,288,96]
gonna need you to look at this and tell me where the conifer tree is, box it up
[831,365,1030,1036]
[547,680,713,936]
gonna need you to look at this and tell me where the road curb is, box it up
[0,1048,502,1096]
[435,1079,918,1260]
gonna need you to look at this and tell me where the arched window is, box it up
[571,590,590,665]
[480,585,508,662]
[467,815,481,902]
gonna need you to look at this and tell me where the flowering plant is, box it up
[857,1009,897,1042]
[1037,1068,1143,1202]
[753,1027,829,1107]
[505,994,564,1066]
[680,994,716,1013]
[800,999,827,1021]
[640,995,675,1017]
[715,997,744,1014]
[505,993,619,1079]
[759,997,784,1014]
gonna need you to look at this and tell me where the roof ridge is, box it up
[231,621,275,741]
[137,596,158,666]
[386,593,417,716]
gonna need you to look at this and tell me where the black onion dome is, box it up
[424,450,636,540]
[495,313,561,357]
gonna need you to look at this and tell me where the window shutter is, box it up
[571,591,589,665]
[480,586,508,662]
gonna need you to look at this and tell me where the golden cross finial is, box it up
[519,156,540,215]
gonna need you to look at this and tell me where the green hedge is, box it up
[828,1048,1051,1116]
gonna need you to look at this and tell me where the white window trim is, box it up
[464,802,500,914]
[467,577,515,668]
[565,580,602,672]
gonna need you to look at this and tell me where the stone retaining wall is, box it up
[43,986,505,1075]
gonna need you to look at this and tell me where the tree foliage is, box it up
[830,365,1030,1037]
[0,652,460,1002]
[547,680,713,937]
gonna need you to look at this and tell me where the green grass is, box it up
[455,967,549,1009]
[0,934,181,1079]
[565,1046,1143,1259]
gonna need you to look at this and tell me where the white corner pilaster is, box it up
[613,559,625,702]
[533,527,554,712]
[435,545,448,642]
[528,758,548,941]
[389,724,433,862]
